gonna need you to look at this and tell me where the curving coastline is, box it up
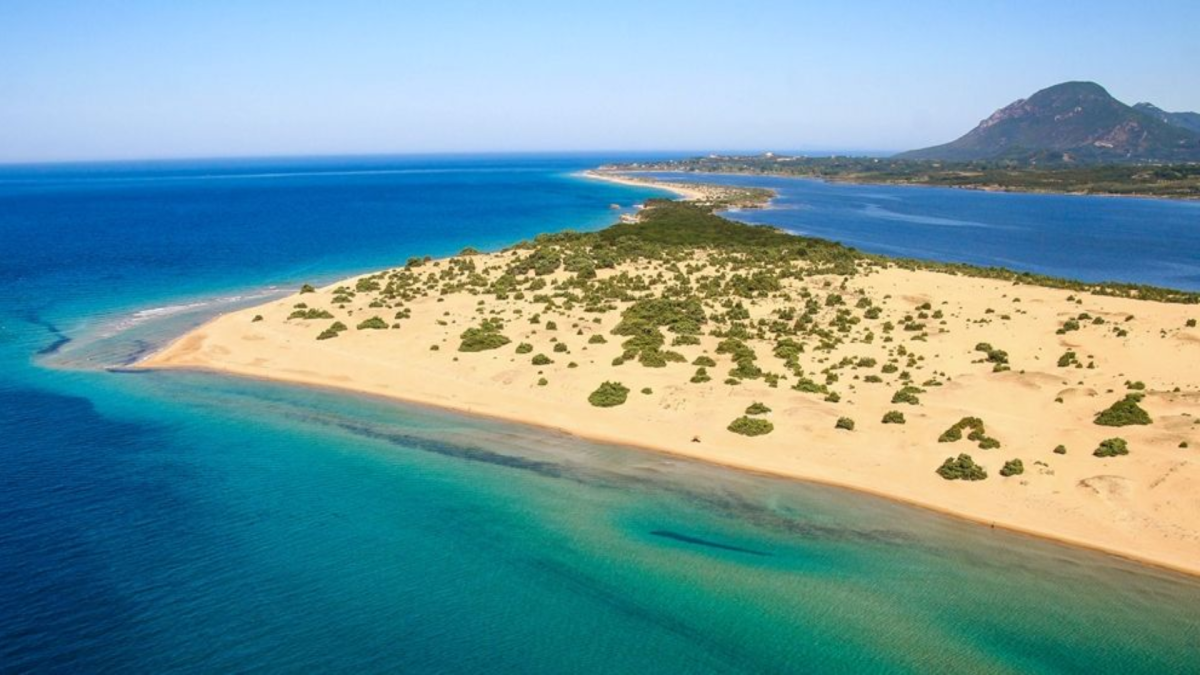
[142,181,1200,577]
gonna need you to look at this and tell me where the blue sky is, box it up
[2,0,1198,162]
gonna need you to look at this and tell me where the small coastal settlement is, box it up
[146,181,1200,575]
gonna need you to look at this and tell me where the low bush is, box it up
[745,402,771,415]
[1094,437,1129,457]
[999,459,1024,477]
[728,416,774,436]
[588,381,630,407]
[891,386,923,405]
[936,454,987,481]
[532,353,553,366]
[882,410,906,424]
[459,320,511,352]
[1057,350,1079,368]
[835,417,855,431]
[1094,395,1152,426]
[356,316,388,330]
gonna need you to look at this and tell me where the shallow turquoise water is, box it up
[2,156,1199,673]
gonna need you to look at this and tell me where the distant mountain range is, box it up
[898,82,1200,163]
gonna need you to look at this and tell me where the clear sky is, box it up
[2,0,1198,163]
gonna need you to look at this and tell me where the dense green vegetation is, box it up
[936,454,987,481]
[1094,437,1130,457]
[458,318,511,352]
[938,417,1000,449]
[588,381,630,407]
[605,154,1200,199]
[728,416,774,436]
[1000,459,1025,477]
[1094,394,1152,426]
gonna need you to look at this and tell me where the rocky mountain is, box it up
[898,82,1200,163]
[1132,102,1200,135]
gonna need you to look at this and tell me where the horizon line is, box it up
[0,148,902,169]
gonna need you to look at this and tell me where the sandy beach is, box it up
[142,191,1200,577]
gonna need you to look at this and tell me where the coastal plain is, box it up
[144,180,1200,576]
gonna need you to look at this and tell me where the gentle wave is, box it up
[96,289,285,338]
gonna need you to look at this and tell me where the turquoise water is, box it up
[2,156,1199,673]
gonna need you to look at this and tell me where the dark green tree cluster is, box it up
[588,381,630,407]
[1094,394,1152,426]
[728,416,774,436]
[459,318,511,352]
[936,454,987,481]
[999,459,1025,477]
[1094,438,1129,457]
[938,417,999,449]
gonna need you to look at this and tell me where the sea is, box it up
[2,154,1198,674]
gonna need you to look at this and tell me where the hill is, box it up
[1133,102,1200,135]
[898,82,1200,164]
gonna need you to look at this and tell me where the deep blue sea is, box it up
[2,155,1199,674]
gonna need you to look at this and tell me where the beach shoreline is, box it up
[139,204,1200,580]
[143,351,1200,580]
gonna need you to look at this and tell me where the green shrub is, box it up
[588,334,607,344]
[891,386,923,405]
[356,316,388,330]
[1094,395,1152,426]
[532,353,553,366]
[1094,438,1129,457]
[835,417,855,431]
[728,416,774,436]
[537,377,548,386]
[690,367,711,383]
[1057,350,1079,367]
[745,402,771,415]
[300,283,315,294]
[936,454,987,481]
[553,342,568,353]
[1053,444,1067,455]
[938,417,996,448]
[458,320,511,352]
[999,459,1025,477]
[939,426,962,443]
[641,387,653,395]
[693,355,717,367]
[588,381,630,407]
[317,321,349,338]
[882,410,906,424]
[290,308,336,320]
[252,315,263,322]
[516,342,533,354]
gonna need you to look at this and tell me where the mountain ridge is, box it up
[898,82,1200,164]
